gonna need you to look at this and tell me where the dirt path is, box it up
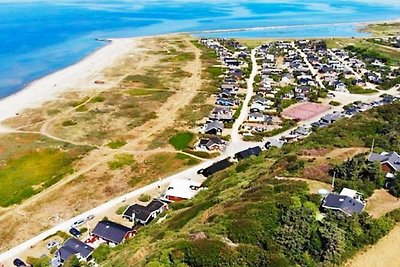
[122,39,202,151]
[346,223,400,267]
[0,38,203,224]
[365,189,400,218]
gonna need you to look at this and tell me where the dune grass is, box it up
[107,154,135,170]
[0,149,75,207]
[125,89,168,96]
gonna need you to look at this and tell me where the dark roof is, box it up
[200,158,233,177]
[322,194,365,215]
[123,199,166,222]
[92,220,132,244]
[57,238,93,262]
[234,146,262,160]
[368,152,400,172]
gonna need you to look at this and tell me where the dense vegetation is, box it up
[332,154,384,197]
[101,154,400,267]
[72,103,400,267]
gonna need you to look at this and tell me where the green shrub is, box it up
[139,194,151,202]
[92,244,111,263]
[116,205,129,215]
[329,101,341,106]
[62,120,77,127]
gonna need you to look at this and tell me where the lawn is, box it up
[348,86,378,94]
[169,132,194,150]
[0,148,75,207]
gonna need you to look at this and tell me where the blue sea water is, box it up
[0,0,399,98]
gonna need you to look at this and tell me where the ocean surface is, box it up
[0,0,400,99]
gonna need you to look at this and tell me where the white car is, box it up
[86,214,95,221]
[71,218,85,228]
[47,241,60,250]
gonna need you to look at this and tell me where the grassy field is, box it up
[125,89,170,96]
[169,132,194,150]
[107,154,135,170]
[0,133,91,207]
[0,148,75,207]
[361,22,400,36]
[325,38,400,66]
[348,86,378,94]
[123,74,163,89]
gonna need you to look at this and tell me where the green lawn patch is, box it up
[0,149,75,207]
[107,140,127,149]
[107,154,135,170]
[164,52,195,62]
[116,205,129,215]
[169,132,194,150]
[125,89,167,96]
[348,86,378,94]
[69,97,90,107]
[176,153,199,166]
[75,105,88,112]
[139,194,151,202]
[124,74,161,89]
[90,96,105,103]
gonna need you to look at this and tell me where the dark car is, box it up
[69,227,82,238]
[13,258,28,267]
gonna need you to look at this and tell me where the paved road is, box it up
[0,45,399,265]
[0,47,260,265]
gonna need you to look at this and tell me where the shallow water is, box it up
[0,0,399,98]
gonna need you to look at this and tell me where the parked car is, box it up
[13,258,28,267]
[69,227,82,238]
[86,214,95,221]
[71,218,85,228]
[47,241,60,250]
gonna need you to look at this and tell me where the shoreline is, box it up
[0,37,141,127]
[0,19,399,128]
[189,18,400,35]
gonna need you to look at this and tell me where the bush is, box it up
[62,120,77,127]
[116,205,129,215]
[329,101,341,106]
[92,244,111,263]
[139,194,151,202]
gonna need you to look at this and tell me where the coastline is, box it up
[0,18,399,129]
[189,19,400,35]
[0,37,141,128]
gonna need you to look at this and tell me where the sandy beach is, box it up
[0,37,140,128]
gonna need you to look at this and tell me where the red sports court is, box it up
[282,102,330,121]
